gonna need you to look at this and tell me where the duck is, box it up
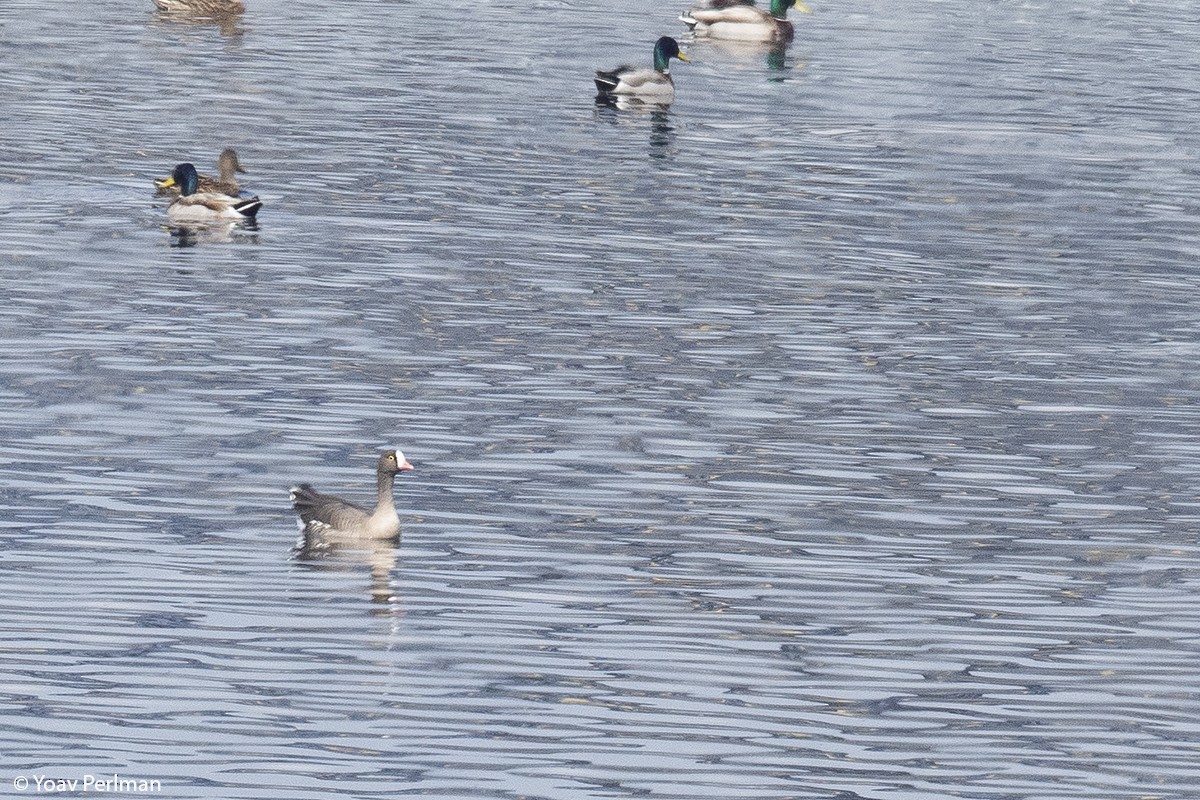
[680,0,811,43]
[155,148,245,197]
[160,162,263,223]
[152,0,245,14]
[290,450,415,540]
[594,36,691,102]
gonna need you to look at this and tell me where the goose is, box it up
[160,162,262,223]
[155,148,245,197]
[290,450,414,540]
[594,36,691,102]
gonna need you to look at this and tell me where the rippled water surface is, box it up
[3,0,1200,798]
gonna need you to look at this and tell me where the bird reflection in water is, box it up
[648,109,676,160]
[166,220,259,248]
[766,43,789,73]
[685,38,796,77]
[294,534,401,607]
[594,96,678,161]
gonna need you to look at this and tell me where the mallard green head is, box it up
[770,0,811,16]
[653,36,690,72]
[160,163,200,196]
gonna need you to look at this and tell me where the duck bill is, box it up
[155,176,177,189]
[676,53,691,63]
[795,2,812,12]
[399,459,415,471]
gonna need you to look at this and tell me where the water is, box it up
[2,0,1200,797]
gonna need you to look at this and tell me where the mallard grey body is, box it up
[681,0,809,42]
[594,37,691,101]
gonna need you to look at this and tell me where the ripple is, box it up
[3,0,1200,798]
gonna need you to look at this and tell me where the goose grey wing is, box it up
[290,484,371,533]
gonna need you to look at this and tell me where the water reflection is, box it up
[150,5,244,37]
[647,109,676,160]
[5,0,1200,797]
[684,38,796,74]
[594,94,672,113]
[593,98,678,160]
[166,220,259,247]
[294,533,400,606]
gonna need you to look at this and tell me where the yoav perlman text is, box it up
[13,773,162,793]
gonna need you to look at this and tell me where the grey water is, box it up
[2,0,1199,797]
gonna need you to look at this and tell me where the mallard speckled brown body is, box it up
[156,148,245,197]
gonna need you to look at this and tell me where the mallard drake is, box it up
[594,36,691,102]
[681,0,811,42]
[155,148,245,197]
[160,163,262,223]
[290,450,415,540]
[152,0,244,14]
